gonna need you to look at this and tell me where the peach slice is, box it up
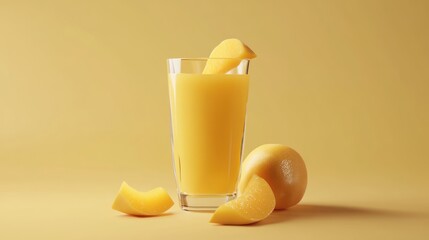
[203,38,256,74]
[210,175,275,225]
[112,181,174,216]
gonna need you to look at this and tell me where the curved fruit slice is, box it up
[210,175,275,225]
[203,38,256,74]
[112,181,174,216]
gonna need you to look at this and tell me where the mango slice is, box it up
[210,175,275,225]
[112,181,174,216]
[203,38,256,74]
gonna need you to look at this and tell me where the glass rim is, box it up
[167,58,252,61]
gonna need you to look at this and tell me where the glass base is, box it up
[179,193,237,211]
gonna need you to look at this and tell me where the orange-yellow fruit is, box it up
[112,182,174,216]
[203,38,256,74]
[210,175,275,225]
[238,144,307,210]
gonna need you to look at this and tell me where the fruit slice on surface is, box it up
[112,181,174,216]
[210,175,275,225]
[203,38,257,74]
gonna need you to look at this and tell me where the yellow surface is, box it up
[203,38,256,74]
[211,175,275,225]
[0,0,428,239]
[112,182,173,216]
[169,73,248,194]
[238,144,307,209]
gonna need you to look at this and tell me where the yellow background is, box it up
[1,0,428,239]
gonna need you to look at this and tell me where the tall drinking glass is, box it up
[167,58,250,211]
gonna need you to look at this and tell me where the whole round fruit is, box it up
[238,144,307,210]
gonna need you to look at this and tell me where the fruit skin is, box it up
[238,144,307,210]
[112,181,174,216]
[203,38,256,74]
[210,175,275,225]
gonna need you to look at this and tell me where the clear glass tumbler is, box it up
[167,58,251,211]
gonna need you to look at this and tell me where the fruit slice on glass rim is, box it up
[112,181,174,216]
[210,175,275,225]
[203,38,257,74]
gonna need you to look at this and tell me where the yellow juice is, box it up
[169,73,249,195]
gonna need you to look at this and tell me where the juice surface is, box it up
[169,73,249,194]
